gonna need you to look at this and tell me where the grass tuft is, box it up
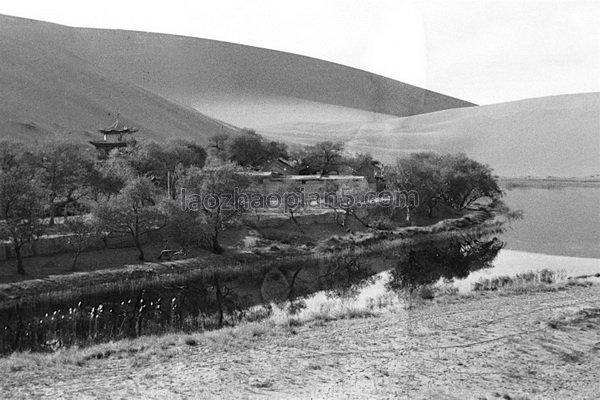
[472,269,567,292]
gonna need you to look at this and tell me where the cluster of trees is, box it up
[386,152,502,224]
[291,151,502,229]
[210,130,378,179]
[0,142,94,274]
[210,129,288,170]
[0,139,214,274]
[0,129,503,276]
[292,141,378,179]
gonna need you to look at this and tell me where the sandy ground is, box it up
[1,284,599,400]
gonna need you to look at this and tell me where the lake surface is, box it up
[452,184,600,288]
[500,184,600,258]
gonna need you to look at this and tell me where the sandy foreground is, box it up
[1,284,599,400]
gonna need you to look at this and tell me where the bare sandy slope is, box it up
[2,284,599,399]
[0,19,242,144]
[261,93,600,178]
[2,14,597,178]
[0,14,473,141]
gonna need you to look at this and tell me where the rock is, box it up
[418,285,435,300]
[260,268,290,302]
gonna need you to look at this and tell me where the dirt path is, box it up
[2,285,600,399]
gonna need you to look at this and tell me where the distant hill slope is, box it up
[3,15,595,178]
[0,14,474,141]
[260,93,600,178]
[0,15,240,143]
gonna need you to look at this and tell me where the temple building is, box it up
[90,114,138,157]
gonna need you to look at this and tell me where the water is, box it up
[460,184,600,287]
[454,250,600,293]
[501,185,600,258]
[453,184,600,290]
[0,232,499,353]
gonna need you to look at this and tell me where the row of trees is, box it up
[210,130,378,179]
[278,151,503,228]
[1,130,503,275]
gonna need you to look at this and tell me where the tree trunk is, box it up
[71,249,81,271]
[427,204,435,218]
[288,210,306,234]
[133,235,145,261]
[212,224,224,254]
[48,192,57,226]
[214,277,224,327]
[15,245,26,275]
[347,208,371,229]
[212,237,224,254]
[49,203,56,226]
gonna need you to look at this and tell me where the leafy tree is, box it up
[94,177,165,261]
[34,142,95,224]
[387,153,443,222]
[88,155,132,203]
[225,129,288,169]
[439,153,502,210]
[208,132,232,160]
[0,142,46,274]
[170,161,250,254]
[297,141,344,175]
[387,152,503,224]
[341,153,377,179]
[116,140,207,199]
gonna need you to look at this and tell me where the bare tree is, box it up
[94,177,165,261]
[168,161,249,254]
[60,216,100,270]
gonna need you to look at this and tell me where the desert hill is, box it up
[1,15,596,178]
[259,93,600,178]
[0,14,473,144]
[0,15,241,143]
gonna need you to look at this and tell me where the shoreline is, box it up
[1,281,598,399]
[499,177,600,188]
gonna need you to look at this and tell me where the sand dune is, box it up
[0,14,473,143]
[261,93,600,177]
[0,15,241,144]
[1,15,596,177]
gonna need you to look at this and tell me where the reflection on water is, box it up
[0,231,504,354]
[501,185,600,258]
[386,238,503,292]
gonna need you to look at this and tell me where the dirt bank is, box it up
[1,283,599,399]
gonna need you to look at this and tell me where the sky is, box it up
[1,0,598,104]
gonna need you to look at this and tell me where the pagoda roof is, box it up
[89,141,128,149]
[99,115,138,135]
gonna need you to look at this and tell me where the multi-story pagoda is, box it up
[90,114,138,156]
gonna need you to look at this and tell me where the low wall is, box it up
[0,211,339,261]
[0,229,167,262]
[242,210,341,228]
